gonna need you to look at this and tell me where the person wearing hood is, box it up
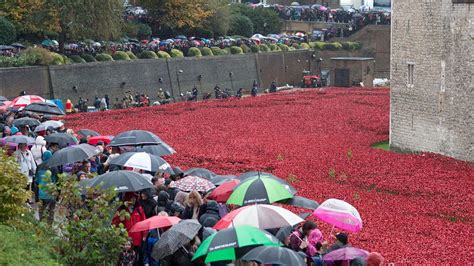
[139,188,157,218]
[31,136,47,165]
[198,200,220,228]
[14,142,36,187]
[156,190,172,214]
[36,150,57,224]
[10,126,19,135]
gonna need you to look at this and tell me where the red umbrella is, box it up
[130,216,181,233]
[88,135,113,145]
[208,179,240,203]
[11,95,45,108]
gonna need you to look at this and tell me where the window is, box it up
[407,63,414,86]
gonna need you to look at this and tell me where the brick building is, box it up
[390,0,473,161]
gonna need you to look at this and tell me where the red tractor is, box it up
[302,70,322,88]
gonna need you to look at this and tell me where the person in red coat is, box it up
[112,192,147,248]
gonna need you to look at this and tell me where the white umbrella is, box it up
[41,120,64,129]
[109,152,174,174]
[312,198,363,232]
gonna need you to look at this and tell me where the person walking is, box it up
[15,143,37,191]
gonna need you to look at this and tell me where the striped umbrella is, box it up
[237,171,297,195]
[226,176,294,206]
[151,220,202,260]
[213,204,304,230]
[192,225,281,263]
[10,95,45,108]
[313,198,363,232]
[173,175,216,193]
[109,152,174,174]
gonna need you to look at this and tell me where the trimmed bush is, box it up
[341,41,361,51]
[157,51,171,59]
[170,49,184,58]
[250,45,260,53]
[298,43,310,49]
[200,47,214,56]
[0,56,27,67]
[0,17,16,45]
[210,47,227,56]
[81,54,97,62]
[269,44,280,51]
[324,42,343,51]
[95,53,114,61]
[138,51,158,59]
[277,44,289,52]
[224,47,231,54]
[50,52,65,65]
[62,55,72,65]
[112,51,131,60]
[288,47,296,51]
[259,44,269,52]
[126,51,137,60]
[70,55,86,64]
[22,47,53,65]
[240,44,250,53]
[312,41,325,50]
[187,47,202,57]
[230,46,243,55]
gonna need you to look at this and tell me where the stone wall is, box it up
[0,66,51,99]
[282,21,348,32]
[390,0,473,161]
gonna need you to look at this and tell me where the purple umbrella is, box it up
[323,247,369,262]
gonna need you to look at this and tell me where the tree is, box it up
[203,0,231,37]
[0,17,16,44]
[228,14,253,38]
[0,0,57,36]
[230,4,282,35]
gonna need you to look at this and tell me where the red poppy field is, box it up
[65,88,474,264]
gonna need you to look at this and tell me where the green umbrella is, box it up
[226,175,294,206]
[192,225,280,263]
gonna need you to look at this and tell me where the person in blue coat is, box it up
[36,150,58,224]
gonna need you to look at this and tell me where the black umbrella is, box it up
[184,168,216,180]
[135,143,176,156]
[237,171,297,195]
[0,96,8,102]
[4,135,35,145]
[275,226,293,243]
[241,246,305,266]
[11,43,26,49]
[47,144,100,167]
[23,102,65,115]
[279,196,319,210]
[83,170,153,193]
[109,130,165,146]
[152,220,202,261]
[12,117,40,127]
[77,129,100,138]
[210,175,237,186]
[45,133,77,148]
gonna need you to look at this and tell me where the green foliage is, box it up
[157,51,171,59]
[229,4,282,35]
[210,46,227,56]
[224,47,231,54]
[126,51,137,60]
[240,44,250,53]
[138,50,158,59]
[288,46,296,51]
[298,43,310,49]
[0,16,16,44]
[170,49,184,58]
[200,47,214,56]
[230,46,243,55]
[269,43,280,51]
[81,54,97,62]
[341,41,361,51]
[277,44,289,52]
[137,23,152,40]
[228,15,253,38]
[50,52,64,65]
[324,42,343,51]
[0,149,30,222]
[122,21,139,38]
[187,47,202,57]
[259,44,269,52]
[22,47,54,66]
[0,56,28,67]
[70,55,86,64]
[112,51,131,61]
[62,55,72,64]
[312,41,326,50]
[250,45,260,53]
[203,0,230,37]
[95,53,114,61]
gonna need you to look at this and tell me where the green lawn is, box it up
[371,140,390,151]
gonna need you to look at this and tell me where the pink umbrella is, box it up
[10,95,45,108]
[319,6,328,11]
[323,247,369,262]
[173,175,216,193]
[312,198,362,232]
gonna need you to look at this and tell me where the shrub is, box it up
[170,49,184,58]
[157,51,171,59]
[259,44,269,52]
[138,51,158,59]
[312,41,325,50]
[0,149,31,222]
[298,43,310,49]
[230,46,243,55]
[0,17,16,45]
[341,41,361,51]
[112,51,131,61]
[324,42,343,51]
[200,47,214,56]
[250,45,260,53]
[70,55,86,64]
[61,55,72,65]
[269,44,280,51]
[187,47,202,57]
[224,47,231,54]
[81,54,97,62]
[95,53,114,61]
[240,44,250,53]
[126,51,137,60]
[22,47,54,66]
[228,15,254,38]
[277,44,289,52]
[0,56,27,67]
[50,52,64,65]
[288,47,296,51]
[210,47,227,56]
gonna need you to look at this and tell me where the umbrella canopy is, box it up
[41,40,58,46]
[40,120,64,129]
[0,96,8,102]
[135,143,176,156]
[279,196,319,210]
[109,130,164,146]
[323,247,369,262]
[313,198,362,232]
[23,102,65,115]
[207,179,240,202]
[241,246,305,266]
[3,135,35,145]
[184,167,216,179]
[11,43,26,49]
[130,216,181,233]
[88,135,112,145]
[152,220,202,260]
[173,175,216,193]
[10,95,45,108]
[12,117,40,127]
[109,152,174,174]
[45,133,77,148]
[210,175,237,186]
[192,225,281,263]
[77,129,100,138]
[237,171,297,195]
[213,204,304,230]
[47,144,100,167]
[84,170,153,193]
[227,176,294,206]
